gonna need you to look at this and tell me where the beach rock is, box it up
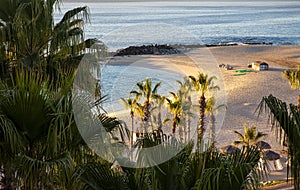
[114,44,180,56]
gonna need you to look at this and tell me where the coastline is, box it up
[104,45,300,181]
[108,45,300,69]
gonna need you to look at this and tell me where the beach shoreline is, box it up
[108,45,300,68]
[104,45,300,181]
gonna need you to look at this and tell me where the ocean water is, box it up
[100,64,185,112]
[55,1,300,50]
[64,1,297,115]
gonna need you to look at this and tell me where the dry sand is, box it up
[210,45,299,182]
[108,45,300,182]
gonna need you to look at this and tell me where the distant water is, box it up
[100,64,184,112]
[55,1,300,50]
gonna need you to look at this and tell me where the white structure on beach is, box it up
[258,150,284,172]
[252,61,269,71]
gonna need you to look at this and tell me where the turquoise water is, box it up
[55,1,300,50]
[101,64,185,112]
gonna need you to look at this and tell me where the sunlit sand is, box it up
[105,45,300,181]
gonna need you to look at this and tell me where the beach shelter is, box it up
[220,145,241,154]
[264,150,283,171]
[255,141,271,149]
[252,61,269,71]
[265,150,280,160]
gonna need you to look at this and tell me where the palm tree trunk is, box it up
[209,114,215,146]
[182,117,187,142]
[197,95,206,150]
[172,119,177,135]
[187,95,191,142]
[157,111,162,132]
[178,125,183,142]
[297,94,300,109]
[130,112,134,160]
[187,117,191,142]
[142,102,151,133]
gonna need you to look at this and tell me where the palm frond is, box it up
[257,94,300,189]
[152,80,162,94]
[58,6,89,25]
[17,152,73,189]
[78,162,127,190]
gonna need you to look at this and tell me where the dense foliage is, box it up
[258,67,300,189]
[0,0,275,189]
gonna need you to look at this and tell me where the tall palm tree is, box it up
[177,76,193,142]
[121,96,138,159]
[166,92,183,136]
[205,96,226,146]
[233,124,267,150]
[189,72,219,149]
[130,78,162,133]
[152,94,166,132]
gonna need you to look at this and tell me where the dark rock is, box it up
[114,44,180,56]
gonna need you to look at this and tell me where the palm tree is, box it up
[205,96,226,146]
[177,76,193,142]
[77,143,262,190]
[189,72,219,149]
[0,0,98,79]
[233,124,267,150]
[258,94,300,189]
[187,147,262,190]
[77,161,127,190]
[0,68,129,188]
[121,96,138,159]
[130,78,162,133]
[251,65,300,190]
[282,66,300,108]
[152,94,166,132]
[0,70,74,188]
[166,92,183,136]
[0,1,125,188]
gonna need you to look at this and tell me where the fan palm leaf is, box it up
[78,162,127,190]
[257,94,300,189]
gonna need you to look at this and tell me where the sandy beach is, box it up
[108,45,300,182]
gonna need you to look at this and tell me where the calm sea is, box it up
[55,1,300,50]
[61,1,299,112]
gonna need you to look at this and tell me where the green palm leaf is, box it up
[257,94,300,189]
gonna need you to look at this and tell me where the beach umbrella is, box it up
[265,150,280,160]
[220,145,241,154]
[256,141,271,149]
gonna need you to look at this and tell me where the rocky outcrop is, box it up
[114,44,180,56]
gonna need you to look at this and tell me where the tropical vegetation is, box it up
[0,0,289,189]
[233,124,267,150]
[258,66,300,190]
[189,73,219,149]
